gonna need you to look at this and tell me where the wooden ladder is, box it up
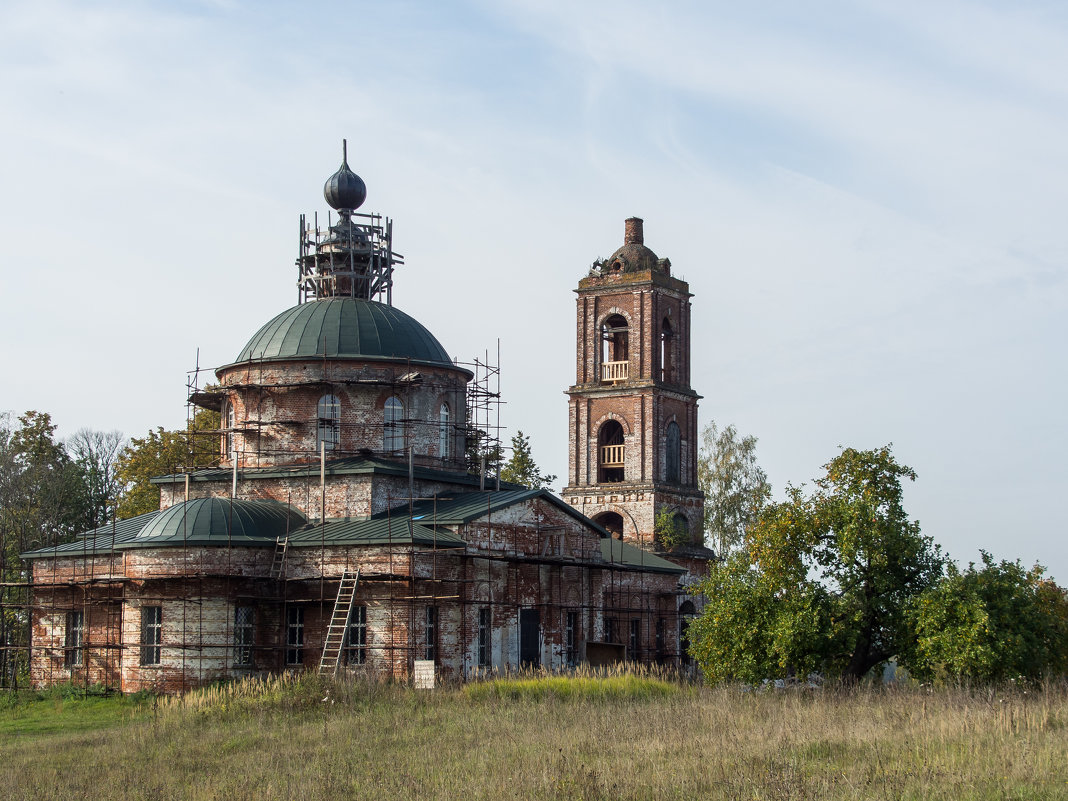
[319,569,360,676]
[269,536,289,580]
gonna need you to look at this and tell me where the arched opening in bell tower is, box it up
[600,314,629,382]
[665,421,681,483]
[660,317,675,383]
[593,511,625,540]
[597,420,625,483]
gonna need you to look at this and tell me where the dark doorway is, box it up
[519,609,541,668]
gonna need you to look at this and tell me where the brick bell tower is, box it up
[564,218,707,558]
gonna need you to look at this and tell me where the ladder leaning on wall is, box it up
[319,568,361,676]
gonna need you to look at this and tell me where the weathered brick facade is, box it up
[563,218,708,561]
[23,171,705,693]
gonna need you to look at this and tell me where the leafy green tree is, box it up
[500,430,556,490]
[908,553,1068,682]
[115,408,220,518]
[697,421,771,557]
[0,412,90,686]
[690,445,943,682]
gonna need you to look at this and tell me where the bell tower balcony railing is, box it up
[600,361,629,383]
[600,444,625,468]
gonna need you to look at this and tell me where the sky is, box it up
[1,0,1065,579]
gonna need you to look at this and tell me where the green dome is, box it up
[132,498,306,547]
[231,298,453,367]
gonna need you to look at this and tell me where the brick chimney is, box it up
[624,217,644,245]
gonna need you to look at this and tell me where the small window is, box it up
[604,616,618,644]
[565,609,578,667]
[384,397,404,452]
[345,605,367,665]
[140,606,162,666]
[286,606,304,666]
[65,610,84,668]
[477,607,490,668]
[317,394,341,452]
[425,606,438,662]
[665,421,681,484]
[438,403,451,460]
[224,401,236,460]
[628,619,640,661]
[233,606,254,667]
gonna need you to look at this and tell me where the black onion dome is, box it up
[324,150,367,211]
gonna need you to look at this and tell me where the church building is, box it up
[23,148,710,693]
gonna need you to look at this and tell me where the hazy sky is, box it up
[1,0,1065,579]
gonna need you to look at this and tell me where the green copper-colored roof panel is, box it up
[130,498,306,547]
[231,298,453,367]
[21,511,161,559]
[601,538,686,574]
[385,490,543,524]
[288,518,465,548]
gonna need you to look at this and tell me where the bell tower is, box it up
[563,218,706,554]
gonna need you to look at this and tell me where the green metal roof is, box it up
[128,498,305,548]
[229,298,455,368]
[288,518,465,548]
[379,489,545,524]
[21,511,161,559]
[600,538,686,574]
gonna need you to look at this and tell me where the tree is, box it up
[500,430,556,490]
[0,412,91,687]
[115,408,220,518]
[697,421,771,558]
[908,553,1068,682]
[689,445,943,682]
[67,428,126,530]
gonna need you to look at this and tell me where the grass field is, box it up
[1,672,1065,800]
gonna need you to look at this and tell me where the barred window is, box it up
[233,606,254,666]
[384,397,404,452]
[565,609,578,667]
[477,607,490,668]
[438,403,451,460]
[628,618,640,661]
[286,606,304,666]
[317,395,341,452]
[425,606,438,662]
[140,606,161,666]
[65,610,83,668]
[345,605,367,665]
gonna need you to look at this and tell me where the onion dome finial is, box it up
[324,139,367,211]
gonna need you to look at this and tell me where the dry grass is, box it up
[2,673,1066,800]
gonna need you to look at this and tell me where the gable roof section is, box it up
[376,489,685,575]
[287,517,464,548]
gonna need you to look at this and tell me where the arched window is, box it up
[598,420,625,483]
[660,317,675,383]
[665,421,681,483]
[600,314,629,382]
[438,403,451,460]
[593,511,625,540]
[316,395,341,452]
[384,396,404,452]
